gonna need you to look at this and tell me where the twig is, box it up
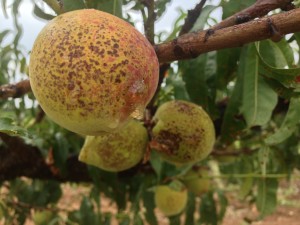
[179,0,207,35]
[212,0,294,30]
[142,0,156,44]
[155,8,300,63]
[0,80,31,99]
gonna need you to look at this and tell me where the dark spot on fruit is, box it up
[67,81,75,90]
[155,130,182,154]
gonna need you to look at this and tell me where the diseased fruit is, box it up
[29,9,159,135]
[79,119,148,172]
[32,210,54,225]
[154,185,188,217]
[182,167,211,196]
[151,100,215,165]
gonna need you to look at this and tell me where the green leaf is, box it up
[0,30,10,44]
[184,193,196,225]
[89,0,123,18]
[217,191,228,221]
[62,0,86,12]
[169,215,181,225]
[168,75,190,101]
[80,197,97,225]
[259,39,294,68]
[143,191,158,225]
[52,132,70,174]
[191,5,218,32]
[181,51,217,113]
[256,42,300,89]
[0,117,31,138]
[33,4,55,20]
[198,192,218,225]
[216,47,241,89]
[265,97,300,145]
[241,43,277,127]
[220,47,247,144]
[256,178,278,217]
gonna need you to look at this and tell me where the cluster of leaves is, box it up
[1,0,300,224]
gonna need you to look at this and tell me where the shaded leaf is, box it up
[62,0,86,12]
[191,5,218,32]
[33,4,55,20]
[199,192,217,225]
[241,43,277,127]
[0,117,31,138]
[265,97,300,145]
[143,191,158,225]
[256,178,278,217]
[184,193,196,225]
[256,42,300,89]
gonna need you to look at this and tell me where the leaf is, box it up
[241,43,277,127]
[220,47,247,144]
[169,75,190,101]
[33,4,55,20]
[265,97,300,145]
[0,30,10,44]
[216,47,241,89]
[80,197,97,225]
[258,39,294,68]
[62,0,86,12]
[256,178,278,217]
[52,132,70,175]
[184,193,196,225]
[256,42,300,89]
[91,0,123,18]
[217,191,228,221]
[0,117,31,138]
[191,5,218,32]
[198,192,218,225]
[181,51,217,113]
[143,191,158,225]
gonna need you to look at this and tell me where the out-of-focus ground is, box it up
[1,172,300,225]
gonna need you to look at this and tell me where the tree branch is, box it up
[0,8,299,99]
[212,0,294,30]
[0,80,31,99]
[179,0,207,35]
[155,8,300,63]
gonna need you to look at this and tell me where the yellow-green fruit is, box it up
[154,185,188,217]
[79,119,148,172]
[183,168,211,196]
[152,100,215,165]
[32,210,54,225]
[29,9,159,135]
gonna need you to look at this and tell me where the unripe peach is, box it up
[29,9,159,135]
[151,100,215,165]
[154,185,188,217]
[78,119,148,172]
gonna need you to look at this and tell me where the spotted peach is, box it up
[29,9,159,135]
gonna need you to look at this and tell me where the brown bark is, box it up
[0,80,31,99]
[155,8,300,63]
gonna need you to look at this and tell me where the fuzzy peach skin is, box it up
[29,9,159,135]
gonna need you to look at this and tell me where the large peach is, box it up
[29,9,159,135]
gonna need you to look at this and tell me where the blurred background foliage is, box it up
[1,0,300,224]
